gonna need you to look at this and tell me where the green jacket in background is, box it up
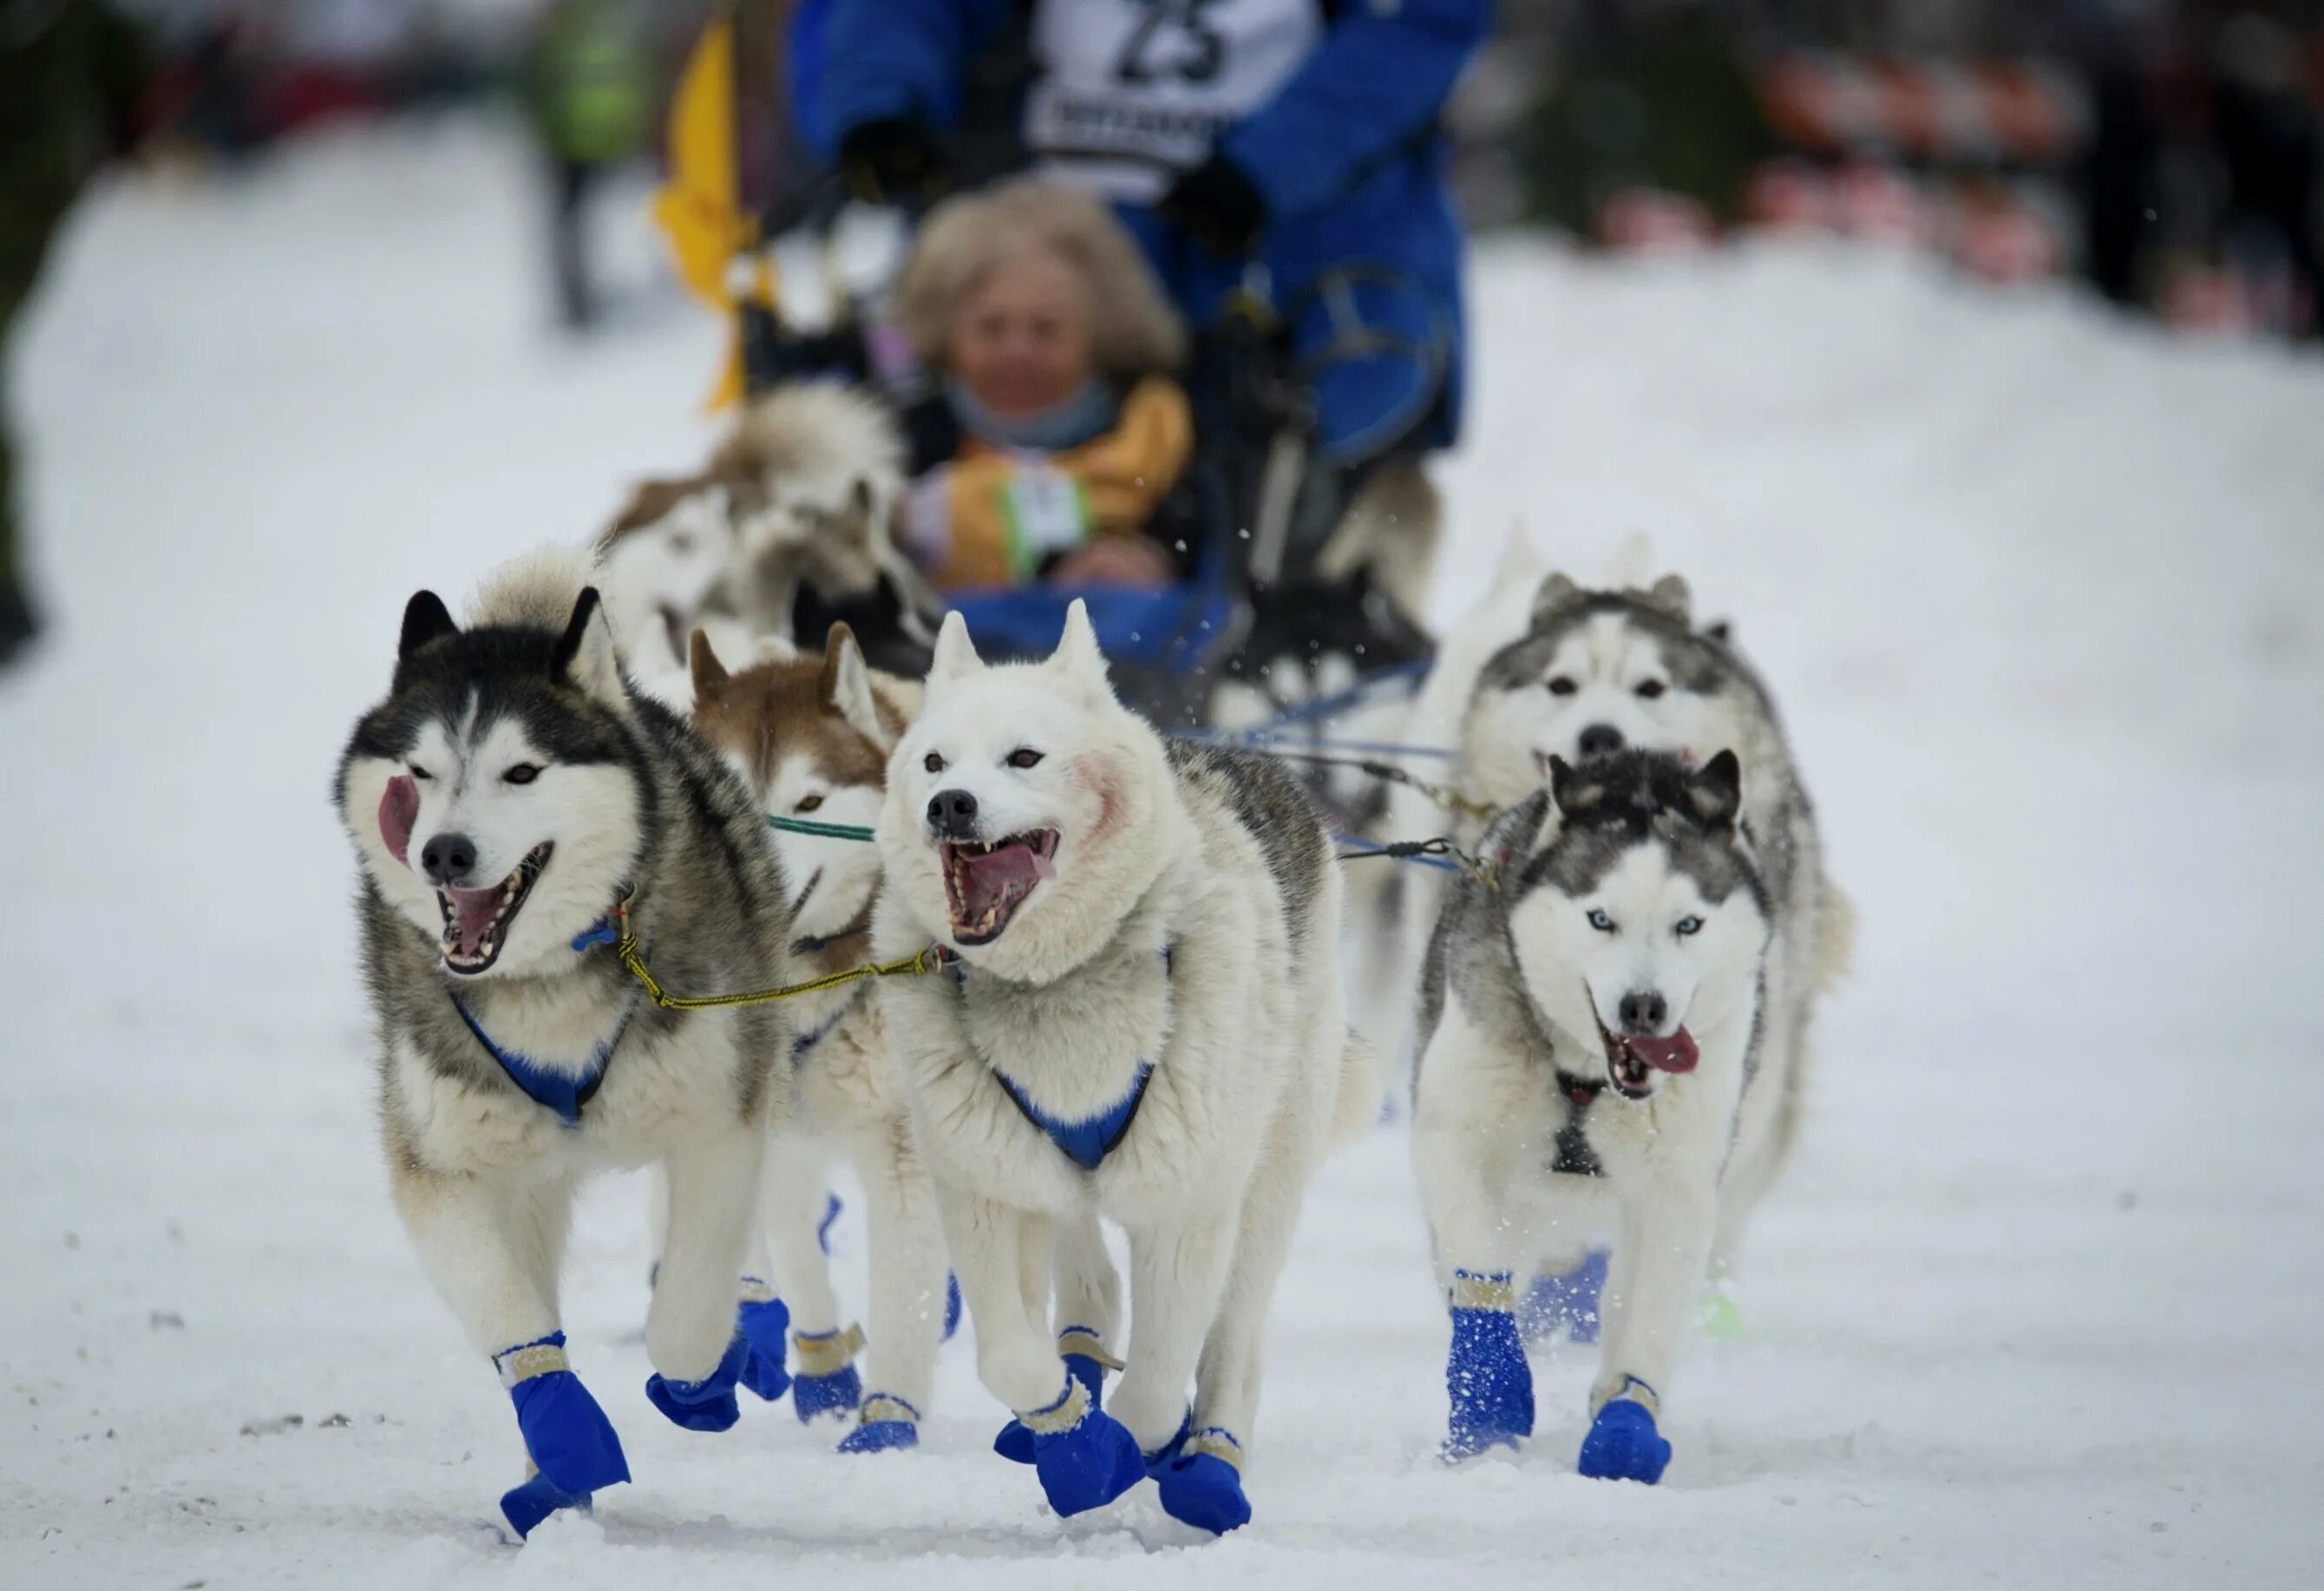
[527,0,654,166]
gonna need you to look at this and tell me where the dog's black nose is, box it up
[1619,990,1668,1036]
[1577,723,1625,758]
[421,832,477,886]
[927,789,979,838]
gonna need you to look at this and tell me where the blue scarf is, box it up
[945,377,1119,453]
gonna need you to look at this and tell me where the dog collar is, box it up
[948,947,1170,1171]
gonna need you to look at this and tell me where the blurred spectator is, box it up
[525,0,654,331]
[0,0,154,669]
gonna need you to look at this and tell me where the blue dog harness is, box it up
[943,946,1169,1172]
[449,989,638,1129]
[442,912,639,1128]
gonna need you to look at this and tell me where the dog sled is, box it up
[647,3,1441,737]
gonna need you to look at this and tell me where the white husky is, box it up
[1412,749,1772,1482]
[869,603,1374,1533]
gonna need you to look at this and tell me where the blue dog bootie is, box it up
[1521,1249,1609,1345]
[790,1325,866,1422]
[837,1391,921,1454]
[1018,1373,1145,1517]
[1578,1375,1672,1484]
[944,1272,963,1340]
[493,1332,629,1537]
[644,1333,750,1432]
[1155,1426,1252,1535]
[736,1277,793,1403]
[995,1326,1121,1463]
[1443,1270,1535,1460]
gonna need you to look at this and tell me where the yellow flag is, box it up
[651,16,757,409]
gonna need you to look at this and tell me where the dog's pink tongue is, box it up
[446,886,501,956]
[960,844,1040,913]
[1627,1028,1699,1074]
[379,776,419,866]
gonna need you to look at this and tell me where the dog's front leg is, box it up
[833,1113,950,1452]
[1581,1171,1718,1486]
[641,1123,762,1432]
[1412,1096,1538,1459]
[392,1162,627,1533]
[942,1186,1143,1516]
[1110,1212,1238,1457]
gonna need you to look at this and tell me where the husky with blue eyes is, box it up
[1411,748,1774,1482]
[870,601,1378,1535]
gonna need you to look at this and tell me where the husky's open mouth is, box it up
[940,830,1058,945]
[437,842,552,975]
[1594,1011,1699,1100]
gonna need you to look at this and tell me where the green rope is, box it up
[769,815,877,841]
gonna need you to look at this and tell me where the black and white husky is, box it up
[1411,750,1770,1480]
[334,549,795,1536]
[1381,564,1849,1296]
[869,603,1377,1534]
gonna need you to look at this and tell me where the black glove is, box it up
[837,116,941,206]
[1157,154,1267,258]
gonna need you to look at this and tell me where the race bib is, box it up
[1025,0,1322,202]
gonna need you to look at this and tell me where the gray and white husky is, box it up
[1383,565,1849,1286]
[869,602,1377,1534]
[335,548,795,1536]
[1411,749,1770,1480]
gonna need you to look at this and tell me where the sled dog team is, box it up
[335,543,1847,1539]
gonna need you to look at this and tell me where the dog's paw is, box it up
[1155,1450,1250,1534]
[499,1472,592,1539]
[1577,1397,1671,1484]
[736,1292,792,1403]
[793,1363,863,1423]
[1031,1410,1146,1516]
[1699,1287,1745,1341]
[1152,1426,1247,1533]
[838,1395,921,1455]
[644,1335,749,1433]
[495,1335,631,1499]
[1520,1250,1608,1346]
[1445,1287,1535,1457]
[996,1348,1109,1465]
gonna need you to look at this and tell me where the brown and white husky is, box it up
[680,621,951,1452]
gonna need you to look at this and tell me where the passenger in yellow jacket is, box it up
[894,180,1194,593]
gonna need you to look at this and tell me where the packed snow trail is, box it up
[3,121,2320,1588]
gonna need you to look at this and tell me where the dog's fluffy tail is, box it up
[1329,1031,1385,1148]
[466,544,595,631]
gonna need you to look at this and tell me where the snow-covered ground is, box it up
[4,120,2321,1588]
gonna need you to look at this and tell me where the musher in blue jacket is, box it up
[794,0,1488,539]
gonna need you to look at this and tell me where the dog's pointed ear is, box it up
[927,609,982,689]
[398,591,458,663]
[1689,749,1745,831]
[553,587,625,707]
[821,622,893,749]
[1637,573,1692,621]
[1479,785,1556,874]
[688,626,729,693]
[1051,599,1113,697]
[1529,572,1582,632]
[1543,753,1606,820]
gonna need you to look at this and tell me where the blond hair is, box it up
[897,179,1186,379]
